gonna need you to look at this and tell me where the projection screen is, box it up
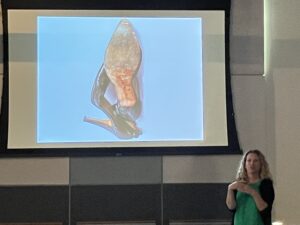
[0,0,241,155]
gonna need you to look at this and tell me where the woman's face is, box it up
[245,153,261,176]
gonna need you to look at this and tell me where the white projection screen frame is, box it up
[0,0,241,155]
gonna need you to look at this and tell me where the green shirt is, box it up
[234,180,264,225]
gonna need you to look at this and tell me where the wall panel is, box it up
[70,156,161,185]
[230,0,264,75]
[71,185,161,225]
[0,186,69,224]
[0,158,69,185]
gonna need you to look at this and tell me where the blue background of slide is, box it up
[37,17,203,143]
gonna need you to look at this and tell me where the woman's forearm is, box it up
[226,188,236,210]
[250,189,268,211]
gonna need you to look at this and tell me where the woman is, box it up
[226,149,275,225]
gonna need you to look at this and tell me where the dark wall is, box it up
[0,184,231,225]
[71,185,161,225]
[0,186,69,224]
[163,184,231,224]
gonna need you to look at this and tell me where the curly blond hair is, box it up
[236,149,272,182]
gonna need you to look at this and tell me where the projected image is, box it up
[37,16,203,144]
[84,19,143,139]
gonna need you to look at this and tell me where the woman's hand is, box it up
[228,181,254,195]
[228,180,268,211]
